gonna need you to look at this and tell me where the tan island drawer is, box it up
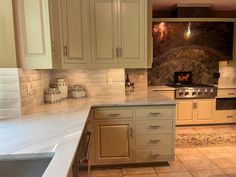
[217,89,236,98]
[135,148,172,162]
[135,106,173,118]
[135,134,173,147]
[94,108,133,119]
[135,120,173,133]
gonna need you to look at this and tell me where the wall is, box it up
[51,69,125,98]
[19,69,51,115]
[0,68,21,119]
[218,62,236,88]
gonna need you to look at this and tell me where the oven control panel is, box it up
[175,87,217,99]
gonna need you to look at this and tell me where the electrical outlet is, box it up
[107,78,113,86]
[26,83,32,95]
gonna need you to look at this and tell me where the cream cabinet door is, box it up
[176,100,194,123]
[49,0,62,69]
[90,0,118,64]
[15,0,53,69]
[196,100,214,121]
[118,0,145,63]
[61,0,91,64]
[95,120,132,164]
[0,0,17,68]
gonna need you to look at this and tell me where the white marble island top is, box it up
[0,93,175,177]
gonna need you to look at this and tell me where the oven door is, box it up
[77,131,93,177]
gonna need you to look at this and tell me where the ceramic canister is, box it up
[55,78,68,99]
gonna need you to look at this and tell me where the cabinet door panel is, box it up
[95,120,132,163]
[119,0,145,63]
[16,0,53,69]
[0,0,17,68]
[196,100,213,121]
[61,0,90,64]
[176,101,194,122]
[90,0,118,63]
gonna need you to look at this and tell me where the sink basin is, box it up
[0,153,54,177]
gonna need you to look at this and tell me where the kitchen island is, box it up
[0,92,175,177]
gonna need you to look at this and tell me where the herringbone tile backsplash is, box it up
[149,48,219,86]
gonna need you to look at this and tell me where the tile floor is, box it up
[91,125,236,177]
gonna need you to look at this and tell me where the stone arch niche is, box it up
[148,45,219,86]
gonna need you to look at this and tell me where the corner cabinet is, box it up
[176,99,214,125]
[90,0,152,68]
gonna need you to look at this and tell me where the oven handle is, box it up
[82,131,93,162]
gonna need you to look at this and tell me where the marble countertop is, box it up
[0,93,175,177]
[148,86,175,91]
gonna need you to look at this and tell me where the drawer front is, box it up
[218,89,236,98]
[135,148,172,161]
[135,106,173,118]
[94,108,133,119]
[135,120,173,133]
[135,134,173,147]
[215,110,236,120]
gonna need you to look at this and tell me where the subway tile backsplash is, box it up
[0,68,21,119]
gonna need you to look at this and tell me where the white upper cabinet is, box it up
[118,0,145,64]
[0,0,17,68]
[61,0,91,67]
[15,0,53,69]
[13,0,152,69]
[90,0,152,68]
[90,0,118,64]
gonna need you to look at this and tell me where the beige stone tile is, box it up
[221,167,236,177]
[198,147,234,159]
[177,153,206,161]
[157,172,193,177]
[154,161,188,173]
[175,148,202,155]
[123,174,157,177]
[122,167,155,175]
[210,158,236,169]
[225,146,236,156]
[190,169,228,177]
[181,159,219,171]
[91,168,122,177]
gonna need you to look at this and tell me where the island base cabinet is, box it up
[94,120,133,165]
[91,105,175,166]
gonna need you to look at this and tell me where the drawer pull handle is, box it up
[149,112,161,116]
[149,125,160,129]
[228,93,235,95]
[108,113,120,117]
[149,139,160,143]
[227,115,233,118]
[149,153,160,158]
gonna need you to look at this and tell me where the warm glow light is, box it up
[153,22,167,41]
[185,22,192,39]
